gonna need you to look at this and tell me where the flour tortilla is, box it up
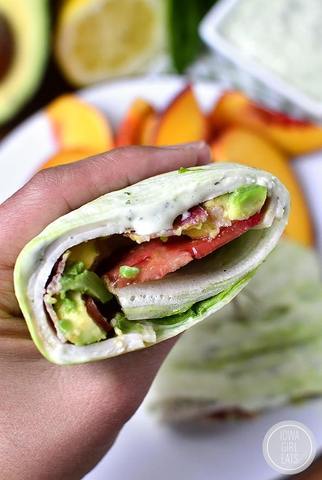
[14,164,289,364]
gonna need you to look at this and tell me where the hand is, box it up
[0,142,210,480]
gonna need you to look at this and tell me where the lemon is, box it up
[55,0,165,86]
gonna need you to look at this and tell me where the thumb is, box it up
[0,142,210,269]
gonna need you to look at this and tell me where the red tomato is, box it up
[106,210,263,288]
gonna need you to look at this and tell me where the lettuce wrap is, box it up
[148,241,322,421]
[14,164,289,364]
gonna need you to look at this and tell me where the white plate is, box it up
[1,75,322,480]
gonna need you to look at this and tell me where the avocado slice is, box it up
[0,0,49,123]
[55,291,107,345]
[68,240,99,269]
[204,185,267,221]
[60,261,112,303]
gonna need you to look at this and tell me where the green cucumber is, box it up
[167,0,217,73]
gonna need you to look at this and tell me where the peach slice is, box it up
[116,98,156,146]
[154,85,208,146]
[210,91,322,155]
[39,149,94,170]
[46,94,114,153]
[140,111,159,145]
[211,127,314,246]
[210,91,246,130]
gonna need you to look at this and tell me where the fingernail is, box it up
[165,141,212,164]
[195,142,212,165]
[166,141,206,149]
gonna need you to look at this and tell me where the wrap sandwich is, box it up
[14,164,289,364]
[148,241,322,422]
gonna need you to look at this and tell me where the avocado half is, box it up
[0,0,49,124]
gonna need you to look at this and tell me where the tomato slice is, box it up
[106,210,263,288]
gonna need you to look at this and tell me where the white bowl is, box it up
[199,0,322,122]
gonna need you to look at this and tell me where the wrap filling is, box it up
[44,185,269,346]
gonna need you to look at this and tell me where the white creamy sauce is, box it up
[219,0,322,102]
[125,174,271,236]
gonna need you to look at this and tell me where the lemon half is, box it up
[55,0,165,86]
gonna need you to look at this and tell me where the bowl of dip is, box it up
[200,0,322,121]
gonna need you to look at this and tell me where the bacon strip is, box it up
[43,298,67,343]
[44,252,71,342]
[84,296,114,334]
[173,206,208,230]
[46,251,70,296]
[207,408,256,420]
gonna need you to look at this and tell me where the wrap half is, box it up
[148,241,322,422]
[14,164,289,364]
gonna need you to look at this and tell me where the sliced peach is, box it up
[46,94,114,153]
[210,91,247,130]
[39,149,94,170]
[116,98,155,146]
[154,85,208,146]
[140,111,159,145]
[210,91,322,155]
[211,127,314,246]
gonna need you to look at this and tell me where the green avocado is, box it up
[0,0,49,124]
[60,261,112,303]
[205,185,267,221]
[68,240,99,269]
[55,291,107,346]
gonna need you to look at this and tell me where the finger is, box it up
[0,142,211,267]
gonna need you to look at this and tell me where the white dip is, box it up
[219,0,322,102]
